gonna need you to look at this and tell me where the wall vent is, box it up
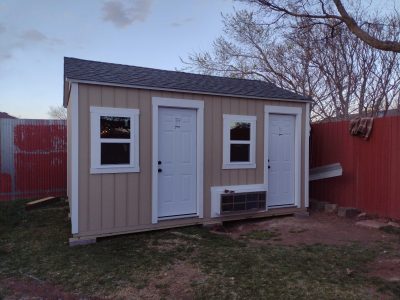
[220,191,266,214]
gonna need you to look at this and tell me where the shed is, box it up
[64,57,312,243]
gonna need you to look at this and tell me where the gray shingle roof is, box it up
[0,112,17,119]
[64,57,311,102]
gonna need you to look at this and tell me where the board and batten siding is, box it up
[73,83,307,237]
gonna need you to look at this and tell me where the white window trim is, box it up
[264,105,302,208]
[90,106,140,174]
[222,114,256,169]
[151,97,204,224]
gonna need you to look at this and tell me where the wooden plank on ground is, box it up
[25,196,58,210]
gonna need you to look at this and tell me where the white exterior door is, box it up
[158,107,197,218]
[267,114,296,207]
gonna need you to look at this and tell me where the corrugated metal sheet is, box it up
[0,119,67,201]
[310,116,400,220]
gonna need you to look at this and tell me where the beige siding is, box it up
[74,83,308,237]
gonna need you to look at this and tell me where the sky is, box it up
[0,0,244,119]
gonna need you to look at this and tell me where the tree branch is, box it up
[250,0,400,52]
[332,0,400,52]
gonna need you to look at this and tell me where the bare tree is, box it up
[246,0,400,52]
[297,17,400,119]
[184,9,400,120]
[48,106,67,120]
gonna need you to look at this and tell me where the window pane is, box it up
[230,144,250,162]
[230,122,250,141]
[101,143,130,164]
[100,116,130,139]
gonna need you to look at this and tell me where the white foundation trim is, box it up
[264,105,302,208]
[151,97,204,224]
[210,184,268,218]
[305,103,310,207]
[70,83,79,234]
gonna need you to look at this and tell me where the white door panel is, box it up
[158,107,197,217]
[268,114,295,207]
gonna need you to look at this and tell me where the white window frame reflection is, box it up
[222,114,256,169]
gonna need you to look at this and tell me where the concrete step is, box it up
[338,207,361,218]
[325,203,338,213]
[355,220,386,229]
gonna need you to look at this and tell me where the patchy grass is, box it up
[0,199,28,233]
[377,281,400,298]
[289,228,308,234]
[0,200,187,295]
[381,225,400,236]
[241,229,281,241]
[0,199,399,299]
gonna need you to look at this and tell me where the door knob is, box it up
[158,168,162,173]
[158,160,162,165]
[268,166,271,169]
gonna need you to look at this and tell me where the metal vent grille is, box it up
[220,191,266,214]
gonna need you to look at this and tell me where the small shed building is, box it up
[64,57,312,242]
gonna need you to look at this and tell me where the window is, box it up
[223,114,256,169]
[90,107,139,174]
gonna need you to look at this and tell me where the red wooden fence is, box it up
[310,116,400,220]
[0,119,67,201]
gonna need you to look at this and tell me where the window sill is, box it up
[222,163,256,170]
[90,166,140,174]
[158,213,200,221]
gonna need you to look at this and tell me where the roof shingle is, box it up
[64,57,311,102]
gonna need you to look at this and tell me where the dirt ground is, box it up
[0,278,85,300]
[1,211,399,299]
[218,211,399,246]
[112,261,206,300]
[213,211,400,287]
[117,212,400,299]
[367,258,400,282]
[0,262,206,300]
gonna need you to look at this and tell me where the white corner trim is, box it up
[210,184,268,218]
[151,102,158,224]
[222,114,257,170]
[70,83,79,234]
[264,105,302,208]
[89,107,140,174]
[151,97,204,224]
[305,103,310,207]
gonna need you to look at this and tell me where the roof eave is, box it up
[64,78,313,104]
